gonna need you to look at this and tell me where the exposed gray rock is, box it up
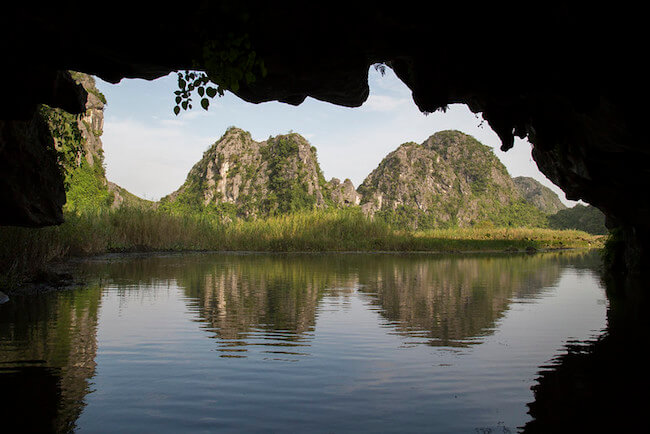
[329,178,361,207]
[162,128,330,217]
[357,130,534,228]
[71,72,105,167]
[514,176,566,215]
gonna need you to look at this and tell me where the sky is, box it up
[95,67,578,206]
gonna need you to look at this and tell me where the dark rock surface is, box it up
[0,112,66,226]
[1,4,647,270]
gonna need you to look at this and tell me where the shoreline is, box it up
[4,247,601,298]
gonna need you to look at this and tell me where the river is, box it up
[2,250,631,432]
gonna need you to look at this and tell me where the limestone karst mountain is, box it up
[160,127,360,218]
[357,130,547,228]
[161,128,555,229]
[514,176,567,215]
[50,81,576,232]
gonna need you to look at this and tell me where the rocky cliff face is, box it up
[163,128,359,217]
[0,110,66,226]
[70,72,105,167]
[358,131,543,228]
[329,178,361,207]
[43,72,147,213]
[514,176,567,215]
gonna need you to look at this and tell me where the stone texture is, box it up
[329,178,361,207]
[358,131,526,227]
[163,128,330,217]
[71,73,105,167]
[0,111,66,226]
[514,177,566,215]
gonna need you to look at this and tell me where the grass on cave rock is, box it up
[0,207,603,290]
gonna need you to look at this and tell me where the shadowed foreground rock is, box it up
[2,4,648,270]
[523,276,650,432]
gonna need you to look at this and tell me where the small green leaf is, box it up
[201,98,209,110]
[182,100,188,110]
[173,105,180,116]
[175,96,181,104]
[198,87,205,97]
[206,87,217,98]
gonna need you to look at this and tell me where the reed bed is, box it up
[0,207,604,289]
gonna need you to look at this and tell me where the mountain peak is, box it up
[358,132,546,228]
[161,128,334,217]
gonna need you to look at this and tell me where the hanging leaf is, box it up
[173,105,180,116]
[201,98,209,110]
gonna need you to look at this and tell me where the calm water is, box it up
[0,251,609,433]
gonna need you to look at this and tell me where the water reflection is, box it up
[523,274,650,433]
[0,250,616,432]
[0,286,102,432]
[82,252,598,351]
[357,254,568,346]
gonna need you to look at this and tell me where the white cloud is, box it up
[362,94,409,112]
[102,117,213,200]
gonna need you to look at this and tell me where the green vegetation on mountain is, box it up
[107,182,156,210]
[160,128,344,219]
[40,72,151,214]
[514,176,567,215]
[358,130,548,229]
[548,204,607,235]
[39,100,112,214]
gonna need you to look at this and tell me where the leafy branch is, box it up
[174,33,267,115]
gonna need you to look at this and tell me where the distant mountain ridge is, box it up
[161,128,574,229]
[513,176,566,215]
[548,204,607,234]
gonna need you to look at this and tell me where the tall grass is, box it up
[0,207,604,290]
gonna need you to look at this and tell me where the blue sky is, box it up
[95,67,577,206]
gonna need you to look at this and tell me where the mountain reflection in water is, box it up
[1,250,640,432]
[0,285,102,433]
